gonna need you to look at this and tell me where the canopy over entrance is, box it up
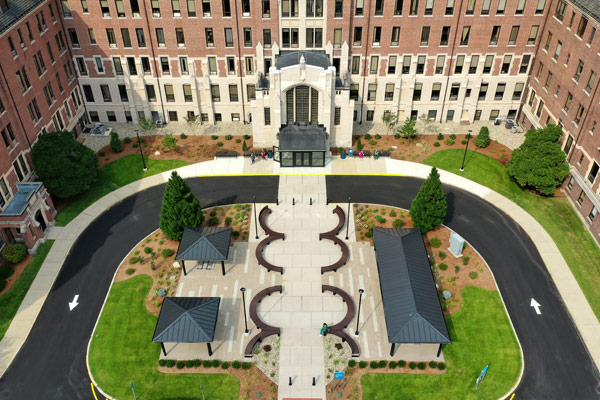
[175,227,232,276]
[278,122,328,167]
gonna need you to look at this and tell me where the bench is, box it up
[255,237,284,274]
[244,329,280,357]
[321,236,349,274]
[259,206,285,240]
[215,150,238,157]
[380,150,391,157]
[319,205,345,239]
[244,285,283,357]
[322,285,360,357]
[244,150,262,157]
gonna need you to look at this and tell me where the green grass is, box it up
[89,274,239,399]
[424,149,600,321]
[55,155,188,226]
[0,240,54,341]
[362,286,521,399]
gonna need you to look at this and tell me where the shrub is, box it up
[476,126,491,148]
[348,360,356,367]
[469,271,478,279]
[433,142,441,147]
[158,359,167,367]
[359,361,367,368]
[375,134,382,139]
[409,362,417,369]
[393,219,406,229]
[162,134,178,151]
[176,361,185,369]
[125,268,135,275]
[242,140,248,151]
[429,361,438,368]
[144,247,152,254]
[461,139,467,145]
[208,217,220,226]
[439,251,447,259]
[439,263,448,271]
[110,131,123,153]
[370,140,377,146]
[221,361,229,369]
[123,137,132,144]
[398,360,406,367]
[417,362,426,370]
[1,244,27,264]
[232,230,240,238]
[369,361,378,369]
[193,359,201,367]
[365,231,373,238]
[0,266,14,279]
[462,256,470,265]
[225,134,233,140]
[132,143,139,148]
[210,209,217,217]
[394,133,401,139]
[160,171,204,240]
[378,360,387,368]
[128,257,139,264]
[375,215,386,223]
[98,151,105,157]
[232,360,241,369]
[241,362,251,369]
[179,133,187,139]
[437,133,444,140]
[211,135,218,140]
[445,138,455,146]
[217,142,224,147]
[389,361,397,368]
[430,238,442,248]
[235,138,241,143]
[389,210,397,217]
[225,217,232,225]
[449,134,456,139]
[203,360,212,368]
[455,265,460,273]
[364,133,372,140]
[356,138,363,150]
[243,134,251,140]
[162,248,174,258]
[186,360,194,368]
[166,359,176,368]
[438,362,446,370]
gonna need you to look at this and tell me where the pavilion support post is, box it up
[221,260,226,276]
[161,342,167,356]
[182,260,187,276]
[437,343,443,358]
[207,342,213,357]
[390,343,396,357]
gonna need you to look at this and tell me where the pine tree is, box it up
[160,171,204,240]
[409,167,447,233]
[110,131,123,153]
[475,126,490,148]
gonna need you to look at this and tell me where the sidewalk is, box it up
[0,155,598,394]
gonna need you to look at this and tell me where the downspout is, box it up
[233,0,247,124]
[359,0,372,124]
[439,0,465,123]
[0,63,32,149]
[141,0,166,122]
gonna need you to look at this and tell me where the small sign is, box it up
[334,371,345,380]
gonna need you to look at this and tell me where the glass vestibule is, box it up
[279,151,325,167]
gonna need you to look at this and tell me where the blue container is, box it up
[340,150,346,159]
[268,150,273,158]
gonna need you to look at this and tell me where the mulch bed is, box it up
[0,254,34,296]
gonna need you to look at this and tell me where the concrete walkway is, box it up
[0,155,598,397]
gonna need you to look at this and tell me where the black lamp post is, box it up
[253,195,259,239]
[135,129,147,171]
[460,129,472,172]
[240,287,249,335]
[355,289,364,336]
[345,196,352,240]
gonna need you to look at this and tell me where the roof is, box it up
[176,227,232,261]
[278,123,328,151]
[0,0,45,35]
[571,0,600,23]
[373,228,451,344]
[276,50,329,70]
[0,182,42,216]
[152,297,220,343]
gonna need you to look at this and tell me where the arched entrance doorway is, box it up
[35,210,46,231]
[285,85,319,123]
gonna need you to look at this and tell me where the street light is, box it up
[135,129,147,171]
[460,129,472,172]
[240,287,249,335]
[253,195,259,239]
[355,289,364,336]
[345,196,352,240]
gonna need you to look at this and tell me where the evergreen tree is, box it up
[110,131,123,153]
[475,126,490,148]
[160,171,204,240]
[399,118,418,138]
[409,167,447,232]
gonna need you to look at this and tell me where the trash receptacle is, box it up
[268,150,273,158]
[340,150,346,159]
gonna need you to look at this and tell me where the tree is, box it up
[138,117,156,133]
[382,112,398,134]
[410,167,447,232]
[399,118,418,139]
[110,131,123,153]
[32,130,98,198]
[356,138,363,150]
[162,134,178,151]
[507,124,570,195]
[475,126,490,148]
[160,171,204,240]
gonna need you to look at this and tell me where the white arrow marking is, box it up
[530,298,541,315]
[69,295,79,311]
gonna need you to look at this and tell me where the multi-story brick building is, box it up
[0,0,86,251]
[1,0,600,245]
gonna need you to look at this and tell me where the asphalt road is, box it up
[0,174,598,399]
[327,175,600,399]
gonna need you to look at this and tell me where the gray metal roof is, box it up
[278,123,328,151]
[0,0,45,34]
[276,50,329,70]
[373,228,451,344]
[0,182,42,216]
[152,297,220,343]
[571,0,600,23]
[175,227,232,261]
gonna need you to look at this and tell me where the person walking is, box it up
[251,152,256,164]
[320,323,329,336]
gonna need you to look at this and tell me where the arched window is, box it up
[285,85,318,123]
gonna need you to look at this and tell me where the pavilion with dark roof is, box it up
[152,297,220,357]
[373,228,451,358]
[175,227,232,276]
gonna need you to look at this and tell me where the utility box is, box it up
[449,232,465,257]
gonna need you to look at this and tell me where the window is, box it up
[83,84,94,101]
[402,55,411,74]
[575,105,584,124]
[545,72,553,89]
[202,0,210,15]
[474,109,482,120]
[100,84,112,102]
[156,28,165,46]
[350,84,359,100]
[281,0,298,16]
[520,55,531,73]
[481,0,490,14]
[588,162,599,183]
[365,83,377,101]
[495,83,505,100]
[469,55,479,74]
[413,83,422,101]
[76,57,87,75]
[466,0,475,15]
[391,27,400,46]
[577,190,586,206]
[544,31,552,51]
[370,56,379,74]
[490,26,500,45]
[445,0,453,14]
[554,41,562,60]
[165,84,175,102]
[115,0,125,16]
[385,83,394,101]
[68,28,79,47]
[435,55,445,74]
[335,0,343,16]
[151,0,160,15]
[515,0,525,14]
[416,55,426,74]
[388,55,397,74]
[496,0,505,14]
[160,57,170,74]
[355,0,364,15]
[454,55,464,73]
[431,83,441,101]
[440,26,450,46]
[263,29,271,47]
[243,27,252,47]
[575,60,584,81]
[336,29,345,47]
[211,84,220,101]
[535,0,545,13]
[222,0,231,16]
[489,109,500,121]
[145,84,156,101]
[121,28,131,47]
[555,0,566,20]
[205,28,214,47]
[589,207,598,222]
[209,57,218,75]
[449,83,460,100]
[241,0,250,15]
[95,57,104,73]
[131,0,140,15]
[224,28,234,47]
[135,28,145,47]
[394,0,403,14]
[245,57,254,74]
[509,26,519,45]
[527,26,539,46]
[1,125,16,147]
[176,28,185,46]
[586,72,597,92]
[420,26,430,46]
[116,84,128,102]
[564,93,573,112]
[483,55,494,73]
[501,55,512,74]
[409,0,418,15]
[61,0,72,16]
[188,0,197,16]
[351,56,361,74]
[180,57,188,74]
[229,84,239,102]
[513,82,524,100]
[181,84,192,102]
[424,0,433,14]
[460,26,470,45]
[366,110,374,121]
[479,83,488,100]
[588,28,596,45]
[142,57,151,74]
[99,0,110,16]
[262,0,270,17]
[576,17,588,38]
[306,0,323,16]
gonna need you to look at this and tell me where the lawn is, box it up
[424,149,600,321]
[362,286,521,399]
[0,240,54,341]
[89,274,239,400]
[55,155,188,226]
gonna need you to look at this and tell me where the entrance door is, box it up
[35,210,46,231]
[293,152,311,166]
